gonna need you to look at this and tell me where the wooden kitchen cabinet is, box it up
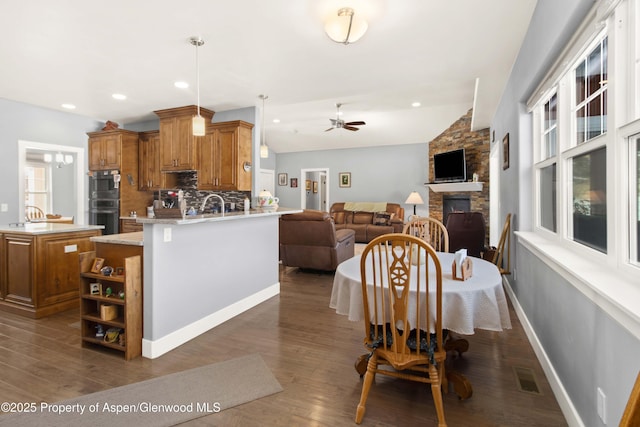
[154,105,215,172]
[120,218,143,233]
[0,228,101,318]
[197,121,253,191]
[79,251,142,360]
[87,129,139,171]
[138,130,163,190]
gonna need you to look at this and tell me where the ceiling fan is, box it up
[325,103,366,132]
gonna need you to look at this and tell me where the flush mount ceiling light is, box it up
[259,94,269,158]
[324,7,368,45]
[190,36,206,136]
[112,93,127,100]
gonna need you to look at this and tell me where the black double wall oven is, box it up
[89,170,120,235]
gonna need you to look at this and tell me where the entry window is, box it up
[24,163,51,213]
[539,164,557,232]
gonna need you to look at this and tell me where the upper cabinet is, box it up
[197,121,253,191]
[138,130,162,191]
[154,105,215,172]
[87,129,139,171]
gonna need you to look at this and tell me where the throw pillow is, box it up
[373,212,393,226]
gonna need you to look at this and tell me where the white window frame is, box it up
[530,0,640,278]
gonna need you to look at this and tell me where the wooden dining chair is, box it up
[25,205,45,222]
[485,213,511,274]
[356,233,447,426]
[620,370,640,426]
[402,216,449,252]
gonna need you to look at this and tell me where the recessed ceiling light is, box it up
[411,102,421,107]
[273,119,280,123]
[112,93,127,100]
[61,103,76,110]
[174,81,189,89]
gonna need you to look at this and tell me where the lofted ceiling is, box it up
[0,0,537,153]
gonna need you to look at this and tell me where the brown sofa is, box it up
[279,209,356,271]
[329,202,405,243]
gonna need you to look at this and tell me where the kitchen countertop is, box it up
[0,223,104,235]
[90,231,143,246]
[136,207,302,225]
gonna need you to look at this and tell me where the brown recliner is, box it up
[279,210,356,271]
[446,211,487,258]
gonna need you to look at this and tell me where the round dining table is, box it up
[330,251,512,336]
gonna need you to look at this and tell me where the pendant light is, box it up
[190,36,206,136]
[259,94,269,158]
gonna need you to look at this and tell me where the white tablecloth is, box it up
[329,252,512,335]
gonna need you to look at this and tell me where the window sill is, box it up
[516,231,640,340]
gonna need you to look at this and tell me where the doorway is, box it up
[18,140,85,223]
[300,168,330,211]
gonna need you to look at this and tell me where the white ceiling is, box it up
[0,0,537,153]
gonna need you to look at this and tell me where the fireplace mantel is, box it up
[426,182,484,192]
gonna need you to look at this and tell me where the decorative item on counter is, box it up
[129,211,137,217]
[258,190,279,211]
[100,266,114,276]
[101,120,120,131]
[452,249,473,281]
[147,206,154,218]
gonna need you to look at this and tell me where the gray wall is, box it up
[491,0,640,425]
[275,143,429,220]
[0,98,102,224]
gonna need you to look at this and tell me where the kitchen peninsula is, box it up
[136,207,300,358]
[0,223,103,318]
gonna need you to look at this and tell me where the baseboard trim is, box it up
[502,276,585,427]
[142,283,280,359]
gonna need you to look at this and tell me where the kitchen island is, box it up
[136,208,300,358]
[0,223,103,318]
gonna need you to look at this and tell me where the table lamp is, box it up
[405,191,424,216]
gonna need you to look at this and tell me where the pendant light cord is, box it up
[196,40,201,117]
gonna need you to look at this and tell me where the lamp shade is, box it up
[192,115,206,136]
[405,192,424,205]
[260,144,269,158]
[324,7,368,44]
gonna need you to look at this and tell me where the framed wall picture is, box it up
[502,133,510,170]
[115,267,125,276]
[305,179,311,191]
[313,181,318,193]
[90,283,101,295]
[278,173,288,186]
[91,257,105,273]
[290,178,298,188]
[339,172,351,188]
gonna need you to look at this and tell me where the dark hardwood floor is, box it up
[0,266,567,426]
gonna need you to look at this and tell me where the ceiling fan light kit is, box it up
[324,7,368,45]
[325,103,366,132]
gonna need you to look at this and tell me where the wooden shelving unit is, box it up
[79,251,142,360]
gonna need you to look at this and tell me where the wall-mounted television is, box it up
[433,148,467,183]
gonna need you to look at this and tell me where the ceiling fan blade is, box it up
[325,127,335,132]
[343,126,360,131]
[329,119,337,125]
[345,121,366,126]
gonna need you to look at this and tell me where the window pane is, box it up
[572,147,607,252]
[586,45,602,99]
[587,96,603,140]
[575,61,586,104]
[543,94,557,158]
[576,106,586,144]
[635,138,640,263]
[540,164,557,232]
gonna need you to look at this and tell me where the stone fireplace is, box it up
[426,109,491,233]
[442,195,471,226]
